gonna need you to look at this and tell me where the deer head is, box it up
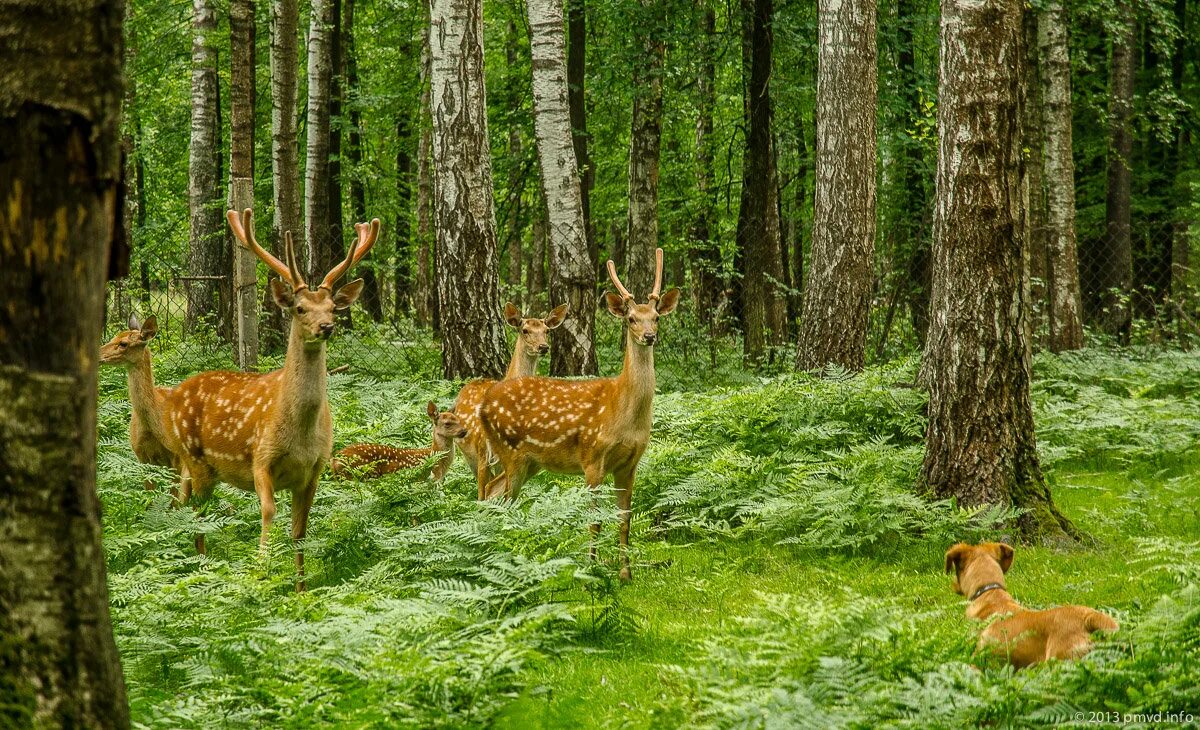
[504,302,568,356]
[604,248,680,345]
[100,314,159,365]
[226,208,379,347]
[428,400,469,446]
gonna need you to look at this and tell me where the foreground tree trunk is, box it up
[922,0,1076,542]
[188,0,226,330]
[1038,0,1084,351]
[0,0,131,723]
[624,0,665,299]
[527,0,597,375]
[798,0,877,372]
[1099,1,1135,341]
[429,0,508,378]
[738,0,788,363]
[305,0,336,280]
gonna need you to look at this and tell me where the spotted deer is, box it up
[100,314,176,490]
[477,249,679,580]
[454,302,568,498]
[160,208,378,591]
[331,402,469,480]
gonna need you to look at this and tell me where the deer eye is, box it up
[628,316,636,323]
[119,342,128,349]
[296,305,305,314]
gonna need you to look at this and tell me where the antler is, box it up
[227,209,304,289]
[649,248,664,302]
[319,218,381,290]
[606,260,634,302]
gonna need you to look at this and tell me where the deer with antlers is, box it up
[159,208,378,591]
[100,314,176,490]
[477,250,679,581]
[331,401,469,480]
[454,302,568,498]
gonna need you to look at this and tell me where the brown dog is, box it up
[944,542,1118,668]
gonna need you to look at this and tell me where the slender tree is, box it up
[1099,1,1135,341]
[0,0,131,723]
[394,109,415,319]
[344,0,382,320]
[895,0,931,344]
[624,0,665,300]
[187,0,225,330]
[415,37,435,328]
[567,0,595,266]
[921,0,1076,541]
[798,0,877,371]
[1024,10,1050,342]
[230,0,259,368]
[527,0,598,375]
[429,0,508,377]
[1039,0,1084,350]
[691,0,721,322]
[271,0,301,256]
[305,0,337,281]
[504,19,525,298]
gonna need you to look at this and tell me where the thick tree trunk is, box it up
[305,0,336,281]
[1038,0,1084,351]
[690,0,721,323]
[624,0,665,300]
[567,0,595,269]
[922,0,1076,542]
[0,0,131,723]
[896,0,931,346]
[798,0,877,372]
[527,0,598,375]
[415,39,435,328]
[344,0,381,320]
[429,0,508,378]
[188,0,226,331]
[230,0,259,369]
[1099,2,1135,341]
[738,0,788,363]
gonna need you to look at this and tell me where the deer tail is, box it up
[1085,610,1119,634]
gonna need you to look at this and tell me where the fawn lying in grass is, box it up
[945,542,1119,668]
[331,402,468,480]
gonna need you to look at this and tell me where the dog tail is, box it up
[1085,610,1119,634]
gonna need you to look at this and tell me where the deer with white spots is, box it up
[100,314,176,490]
[477,249,679,581]
[159,208,378,591]
[330,401,469,480]
[454,302,568,498]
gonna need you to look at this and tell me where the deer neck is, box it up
[430,433,456,480]
[504,344,539,379]
[126,351,164,436]
[278,319,328,428]
[613,333,656,429]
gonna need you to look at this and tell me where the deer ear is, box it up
[656,288,681,315]
[504,302,522,328]
[128,313,142,330]
[545,303,568,329]
[271,278,295,309]
[333,278,365,309]
[426,400,438,421]
[139,315,159,339]
[605,292,628,318]
[994,543,1015,573]
[944,544,968,575]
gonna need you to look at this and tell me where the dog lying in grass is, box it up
[944,542,1119,668]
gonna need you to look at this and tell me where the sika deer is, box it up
[454,302,568,498]
[100,314,175,490]
[478,249,679,580]
[160,208,377,591]
[331,402,468,480]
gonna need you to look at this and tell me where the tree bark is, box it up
[271,0,301,254]
[0,0,131,723]
[799,0,877,371]
[394,111,415,320]
[895,0,931,346]
[305,0,337,281]
[230,0,259,369]
[344,0,382,320]
[1099,1,1135,341]
[624,0,665,300]
[188,0,226,331]
[415,38,435,328]
[739,0,789,364]
[504,19,525,299]
[528,198,549,303]
[429,0,508,378]
[326,0,345,311]
[690,0,721,324]
[1038,0,1084,351]
[527,0,598,375]
[921,0,1076,542]
[1023,10,1049,345]
[567,0,595,269]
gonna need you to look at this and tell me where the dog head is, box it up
[944,542,1014,597]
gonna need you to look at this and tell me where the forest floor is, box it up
[95,343,1200,728]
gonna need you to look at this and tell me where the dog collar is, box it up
[969,582,1006,601]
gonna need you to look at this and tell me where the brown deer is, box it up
[331,401,469,480]
[477,249,679,580]
[454,302,568,498]
[160,208,377,591]
[100,314,176,490]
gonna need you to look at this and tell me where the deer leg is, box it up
[292,467,320,593]
[614,466,636,582]
[584,463,608,563]
[252,462,277,561]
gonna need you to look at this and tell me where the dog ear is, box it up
[944,544,968,575]
[994,543,1014,573]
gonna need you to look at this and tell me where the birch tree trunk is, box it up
[0,0,131,722]
[624,0,665,300]
[798,0,877,372]
[1099,2,1134,341]
[305,0,336,281]
[230,0,259,368]
[921,0,1076,541]
[429,0,508,378]
[1038,0,1084,351]
[188,0,225,330]
[527,0,598,375]
[738,0,788,363]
